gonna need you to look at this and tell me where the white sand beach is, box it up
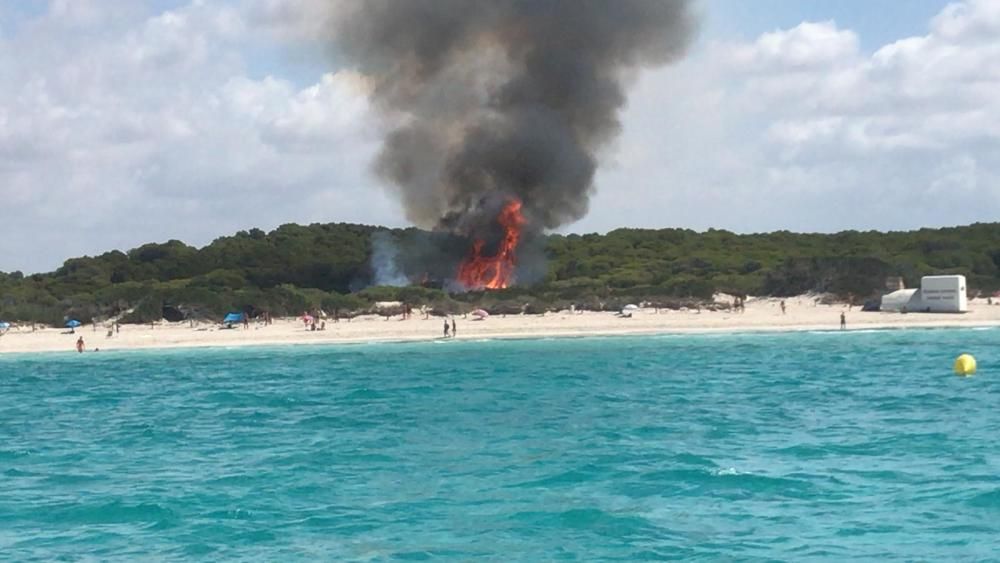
[2,296,1000,355]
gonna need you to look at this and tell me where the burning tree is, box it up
[456,199,526,290]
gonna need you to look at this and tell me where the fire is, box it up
[456,199,526,290]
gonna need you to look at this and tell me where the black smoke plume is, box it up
[326,0,696,228]
[318,1,697,286]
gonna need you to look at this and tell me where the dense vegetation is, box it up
[2,222,999,325]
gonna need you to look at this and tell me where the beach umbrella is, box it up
[471,309,489,319]
[622,304,639,311]
[65,319,82,328]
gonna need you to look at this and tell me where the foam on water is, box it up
[1,328,999,560]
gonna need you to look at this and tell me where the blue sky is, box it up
[1,0,998,273]
[704,0,949,50]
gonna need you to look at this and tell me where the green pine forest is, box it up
[2,222,1000,325]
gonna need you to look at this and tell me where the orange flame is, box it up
[456,199,525,290]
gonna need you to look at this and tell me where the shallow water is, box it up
[1,329,999,560]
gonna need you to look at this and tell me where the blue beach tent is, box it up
[0,321,10,330]
[222,312,243,327]
[65,319,82,328]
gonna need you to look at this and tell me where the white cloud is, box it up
[730,21,860,69]
[0,1,391,273]
[3,1,1000,273]
[47,0,106,27]
[930,155,979,195]
[931,0,1000,40]
[579,1,1000,236]
[244,0,333,42]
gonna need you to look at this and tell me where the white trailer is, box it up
[879,275,967,313]
[919,275,967,313]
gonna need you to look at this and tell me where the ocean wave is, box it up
[967,489,1000,510]
[43,501,179,526]
[508,507,658,535]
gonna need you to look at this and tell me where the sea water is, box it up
[1,329,999,561]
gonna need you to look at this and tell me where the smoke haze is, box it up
[369,231,410,286]
[320,0,698,234]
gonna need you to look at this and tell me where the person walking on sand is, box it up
[451,318,457,338]
[443,319,450,338]
[780,300,786,315]
[840,312,846,330]
[76,336,85,353]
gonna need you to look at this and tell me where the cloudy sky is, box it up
[1,0,997,273]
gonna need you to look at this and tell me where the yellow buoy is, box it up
[954,354,977,377]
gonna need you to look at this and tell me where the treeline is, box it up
[2,222,1000,325]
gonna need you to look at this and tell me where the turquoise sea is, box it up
[2,328,999,561]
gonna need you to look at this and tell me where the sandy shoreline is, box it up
[2,297,999,355]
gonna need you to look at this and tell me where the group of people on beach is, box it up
[56,302,853,353]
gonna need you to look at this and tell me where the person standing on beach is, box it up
[443,319,450,338]
[76,336,85,353]
[451,318,457,338]
[780,300,786,315]
[840,312,846,330]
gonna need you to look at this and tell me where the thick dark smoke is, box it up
[323,0,698,236]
